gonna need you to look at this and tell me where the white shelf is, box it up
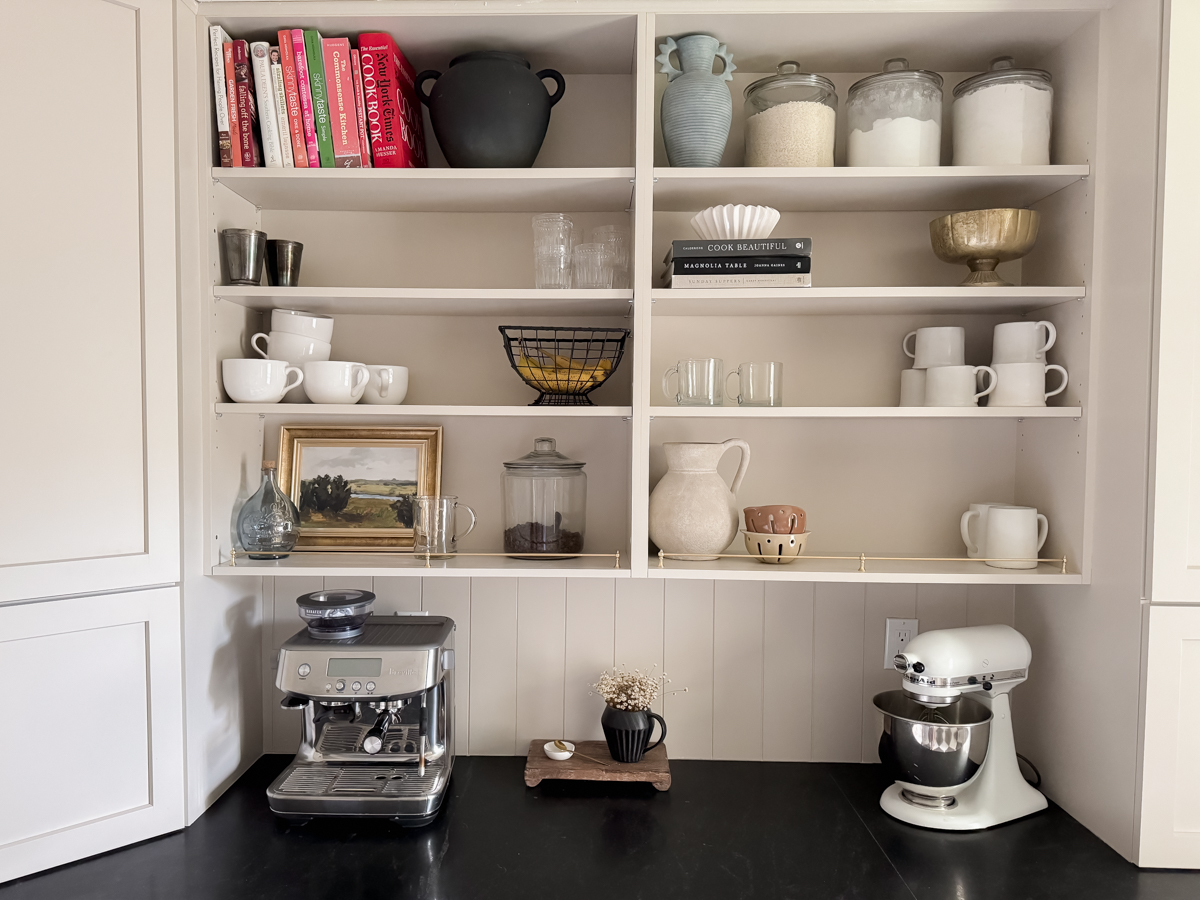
[647,555,1080,585]
[651,165,1090,212]
[211,553,630,579]
[213,286,633,317]
[650,406,1082,419]
[214,403,632,417]
[211,167,635,213]
[651,286,1085,316]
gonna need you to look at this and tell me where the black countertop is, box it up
[3,755,1197,900]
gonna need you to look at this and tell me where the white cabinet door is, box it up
[0,587,184,883]
[0,0,179,603]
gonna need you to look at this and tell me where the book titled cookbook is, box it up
[357,32,427,167]
[672,256,812,274]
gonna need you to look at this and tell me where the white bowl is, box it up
[544,740,574,761]
[690,204,781,241]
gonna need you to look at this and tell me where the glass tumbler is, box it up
[573,242,614,289]
[589,225,631,289]
[662,358,724,406]
[412,495,477,557]
[727,361,783,407]
[533,213,575,289]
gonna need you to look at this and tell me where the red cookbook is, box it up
[356,32,427,168]
[223,43,242,166]
[321,38,362,167]
[277,29,308,167]
[232,40,261,166]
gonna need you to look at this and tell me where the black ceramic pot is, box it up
[416,52,566,168]
[601,705,667,763]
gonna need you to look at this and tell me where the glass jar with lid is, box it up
[503,437,586,557]
[952,57,1053,166]
[846,58,943,167]
[743,62,837,167]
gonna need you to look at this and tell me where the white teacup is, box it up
[992,320,1056,365]
[222,358,304,403]
[303,361,368,404]
[990,363,1068,407]
[899,368,926,407]
[960,501,1007,560]
[271,308,334,344]
[903,326,965,369]
[924,365,996,407]
[362,365,409,405]
[251,331,331,365]
[983,505,1049,569]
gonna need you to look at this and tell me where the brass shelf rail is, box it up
[656,550,1070,574]
[228,548,623,569]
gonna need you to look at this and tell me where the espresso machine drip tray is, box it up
[274,762,447,799]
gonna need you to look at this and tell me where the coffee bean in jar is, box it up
[502,438,587,558]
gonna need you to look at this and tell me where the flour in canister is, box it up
[848,116,941,166]
[953,82,1052,165]
[745,100,835,167]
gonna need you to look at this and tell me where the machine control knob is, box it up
[297,664,311,677]
[363,735,383,754]
[967,676,978,685]
[336,681,346,692]
[982,681,993,691]
[325,684,333,691]
[911,662,925,674]
[352,681,362,692]
[366,681,376,692]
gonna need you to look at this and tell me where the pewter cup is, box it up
[266,240,303,287]
[221,228,267,285]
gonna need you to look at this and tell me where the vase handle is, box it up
[656,37,683,82]
[722,438,751,495]
[645,712,667,751]
[537,69,566,107]
[714,43,736,83]
[414,70,440,106]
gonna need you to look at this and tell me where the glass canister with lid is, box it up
[743,62,837,167]
[503,437,587,556]
[846,58,943,167]
[952,57,1053,165]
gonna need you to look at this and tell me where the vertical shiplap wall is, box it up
[263,577,1013,761]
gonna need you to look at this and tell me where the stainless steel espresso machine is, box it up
[266,589,455,825]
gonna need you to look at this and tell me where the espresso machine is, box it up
[267,589,455,825]
[874,624,1047,830]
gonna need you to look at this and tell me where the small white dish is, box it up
[690,204,781,240]
[544,740,574,761]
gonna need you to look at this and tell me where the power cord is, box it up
[1016,752,1042,788]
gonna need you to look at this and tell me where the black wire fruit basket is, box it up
[500,326,631,406]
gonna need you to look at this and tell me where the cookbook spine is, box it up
[321,38,362,168]
[232,40,260,167]
[672,256,812,274]
[209,26,232,166]
[223,43,242,166]
[350,49,372,167]
[277,30,308,168]
[270,48,294,167]
[665,273,813,288]
[250,42,283,167]
[304,30,334,167]
[669,238,813,258]
[357,32,427,168]
[291,29,320,167]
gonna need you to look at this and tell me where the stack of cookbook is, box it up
[661,238,813,288]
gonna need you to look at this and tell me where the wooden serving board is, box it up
[524,740,671,791]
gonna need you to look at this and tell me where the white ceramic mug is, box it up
[960,501,1007,559]
[222,358,304,403]
[362,365,409,405]
[924,365,996,407]
[903,326,965,369]
[251,331,331,365]
[303,361,369,404]
[271,308,334,343]
[983,505,1049,569]
[899,368,926,407]
[992,320,1056,364]
[990,363,1068,407]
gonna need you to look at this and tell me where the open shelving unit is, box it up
[195,3,1098,585]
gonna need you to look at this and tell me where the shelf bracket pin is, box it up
[859,552,867,573]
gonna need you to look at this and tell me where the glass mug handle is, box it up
[454,503,477,540]
[726,368,742,405]
[662,364,680,404]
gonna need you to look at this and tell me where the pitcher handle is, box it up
[645,712,667,751]
[1036,514,1049,552]
[537,69,566,106]
[415,70,440,105]
[960,510,980,556]
[455,503,477,540]
[1038,320,1057,356]
[722,438,751,495]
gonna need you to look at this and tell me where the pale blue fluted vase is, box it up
[658,35,736,167]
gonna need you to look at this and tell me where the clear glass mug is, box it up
[726,361,783,407]
[662,358,724,406]
[412,495,477,557]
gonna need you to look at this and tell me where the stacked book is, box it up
[661,238,812,288]
[209,27,427,169]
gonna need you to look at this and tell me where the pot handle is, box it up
[415,70,441,106]
[721,438,751,495]
[645,712,667,752]
[537,69,566,107]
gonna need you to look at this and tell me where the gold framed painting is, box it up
[278,426,442,550]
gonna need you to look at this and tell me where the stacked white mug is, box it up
[900,326,996,407]
[989,320,1068,407]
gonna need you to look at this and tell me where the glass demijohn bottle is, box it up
[236,461,300,559]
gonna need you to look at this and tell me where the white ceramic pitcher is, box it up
[648,439,750,559]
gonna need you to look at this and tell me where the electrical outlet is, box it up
[885,618,919,669]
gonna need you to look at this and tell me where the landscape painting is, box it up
[278,427,443,550]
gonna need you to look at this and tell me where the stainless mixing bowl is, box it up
[874,690,992,789]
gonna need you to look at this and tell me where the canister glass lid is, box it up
[953,56,1051,98]
[504,437,585,469]
[744,61,836,101]
[848,58,943,96]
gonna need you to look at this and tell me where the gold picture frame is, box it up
[278,426,442,550]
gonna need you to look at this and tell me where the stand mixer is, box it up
[873,624,1047,830]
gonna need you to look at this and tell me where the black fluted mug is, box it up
[601,705,667,763]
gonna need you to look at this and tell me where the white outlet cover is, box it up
[885,618,919,669]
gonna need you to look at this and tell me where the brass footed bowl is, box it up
[929,208,1040,287]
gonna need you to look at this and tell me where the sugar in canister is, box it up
[743,62,837,167]
[952,57,1053,165]
[846,58,943,167]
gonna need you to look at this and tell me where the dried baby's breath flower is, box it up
[590,664,684,710]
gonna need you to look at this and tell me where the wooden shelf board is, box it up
[651,165,1090,212]
[646,555,1080,585]
[651,286,1084,316]
[650,406,1082,419]
[214,286,633,317]
[214,403,632,417]
[211,167,636,212]
[211,554,631,578]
